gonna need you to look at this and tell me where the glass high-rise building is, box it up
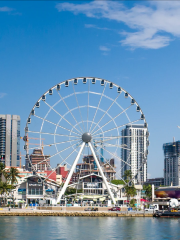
[0,114,20,166]
[163,140,180,186]
[121,124,148,184]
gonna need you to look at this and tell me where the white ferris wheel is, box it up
[24,77,149,204]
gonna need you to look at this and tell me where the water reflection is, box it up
[0,217,180,240]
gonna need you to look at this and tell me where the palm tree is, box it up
[0,182,9,205]
[123,170,136,205]
[8,168,19,186]
[124,184,137,202]
[7,168,19,206]
[123,170,132,181]
[0,162,6,180]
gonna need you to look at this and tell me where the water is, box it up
[0,217,180,240]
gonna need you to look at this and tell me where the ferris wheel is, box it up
[24,77,149,204]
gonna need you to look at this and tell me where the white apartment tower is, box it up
[0,115,20,167]
[121,124,148,184]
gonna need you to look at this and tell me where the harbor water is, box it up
[0,217,180,240]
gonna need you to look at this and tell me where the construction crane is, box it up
[20,152,26,168]
[21,134,45,153]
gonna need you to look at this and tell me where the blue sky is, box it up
[0,1,180,178]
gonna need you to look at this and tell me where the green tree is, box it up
[130,198,136,207]
[143,184,152,199]
[123,170,137,203]
[111,179,124,185]
[65,187,82,195]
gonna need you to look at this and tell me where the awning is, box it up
[140,199,149,202]
[77,195,102,200]
[15,199,25,203]
[46,189,54,192]
[99,197,106,202]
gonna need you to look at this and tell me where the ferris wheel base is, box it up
[56,142,116,205]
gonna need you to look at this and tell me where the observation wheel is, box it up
[24,77,149,204]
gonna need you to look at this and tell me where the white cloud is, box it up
[85,24,96,28]
[0,93,7,99]
[56,1,180,49]
[0,7,13,12]
[85,23,111,31]
[99,46,110,52]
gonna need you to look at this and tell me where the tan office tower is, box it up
[0,114,20,167]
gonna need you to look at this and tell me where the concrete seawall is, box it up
[0,211,153,217]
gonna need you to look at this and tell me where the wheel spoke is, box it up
[95,146,126,184]
[57,91,84,134]
[92,119,141,137]
[44,101,82,135]
[92,105,132,136]
[41,142,82,183]
[30,141,81,160]
[90,92,121,134]
[97,142,145,155]
[93,135,135,143]
[87,79,90,132]
[28,130,80,138]
[93,136,134,138]
[89,82,107,132]
[96,141,146,184]
[72,81,86,132]
[34,115,81,136]
[28,138,80,151]
[95,143,132,167]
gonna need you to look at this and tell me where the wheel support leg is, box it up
[88,142,116,205]
[56,142,85,203]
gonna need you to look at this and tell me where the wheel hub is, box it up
[82,132,92,143]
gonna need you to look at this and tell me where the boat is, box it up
[154,210,180,218]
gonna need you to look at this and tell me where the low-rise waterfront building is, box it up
[68,173,142,205]
[152,185,180,210]
[25,149,50,171]
[145,178,164,187]
[56,164,69,183]
[72,155,115,183]
[13,175,61,206]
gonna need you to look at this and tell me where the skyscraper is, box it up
[163,140,180,186]
[0,114,20,167]
[121,124,148,184]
